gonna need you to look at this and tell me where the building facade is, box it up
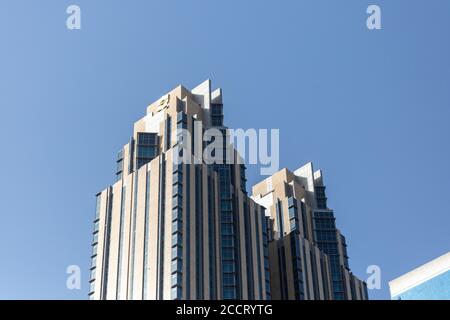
[89,80,270,300]
[90,80,367,300]
[389,251,450,300]
[252,163,368,300]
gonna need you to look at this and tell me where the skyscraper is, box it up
[252,163,368,300]
[89,80,270,300]
[90,80,367,300]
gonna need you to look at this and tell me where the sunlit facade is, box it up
[89,80,270,300]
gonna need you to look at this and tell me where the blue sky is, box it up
[0,0,449,300]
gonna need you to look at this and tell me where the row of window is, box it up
[315,230,338,242]
[314,219,336,230]
[239,164,246,192]
[316,198,327,209]
[207,173,217,299]
[314,186,326,199]
[217,163,238,299]
[171,162,183,300]
[211,103,224,127]
[288,197,309,238]
[314,210,334,218]
[137,145,157,158]
[221,210,234,223]
[288,200,299,234]
[90,195,102,297]
[116,149,124,181]
[290,235,305,300]
[138,133,158,145]
[261,214,271,299]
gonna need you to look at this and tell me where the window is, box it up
[172,183,183,196]
[288,197,296,208]
[173,163,183,173]
[138,133,157,145]
[90,268,96,280]
[116,160,123,173]
[171,259,182,273]
[136,132,159,169]
[116,149,124,180]
[276,200,284,235]
[171,286,182,299]
[222,236,234,247]
[223,262,235,273]
[221,201,232,211]
[223,273,236,286]
[172,195,182,209]
[172,246,182,260]
[95,195,101,220]
[211,104,223,115]
[171,273,182,287]
[173,172,183,184]
[222,247,235,260]
[221,211,233,223]
[91,256,97,268]
[165,116,172,150]
[93,221,99,232]
[289,207,296,219]
[177,112,187,125]
[172,220,182,234]
[223,287,236,299]
[171,233,182,247]
[334,291,346,300]
[316,230,337,242]
[93,232,98,244]
[221,224,233,235]
[314,211,333,218]
[314,218,335,230]
[315,186,326,198]
[212,117,223,127]
[290,219,297,232]
[89,281,95,293]
[137,159,148,169]
[240,164,246,191]
[92,244,98,256]
[211,103,224,127]
[317,198,327,209]
[315,187,327,209]
[117,149,124,160]
[138,145,157,158]
[172,208,182,222]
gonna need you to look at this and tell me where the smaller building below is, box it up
[389,251,450,300]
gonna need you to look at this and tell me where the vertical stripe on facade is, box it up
[116,184,127,299]
[142,168,151,299]
[156,157,166,298]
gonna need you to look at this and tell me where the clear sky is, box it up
[0,0,449,300]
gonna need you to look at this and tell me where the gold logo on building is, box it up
[156,94,170,111]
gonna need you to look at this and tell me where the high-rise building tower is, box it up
[252,163,368,300]
[89,80,270,300]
